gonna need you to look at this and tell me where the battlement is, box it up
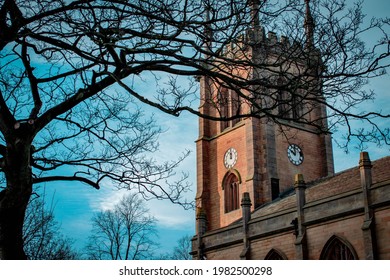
[222,27,320,65]
[245,27,292,47]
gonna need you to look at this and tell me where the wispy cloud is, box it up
[89,188,127,212]
[88,185,195,229]
[148,199,194,229]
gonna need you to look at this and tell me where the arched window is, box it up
[223,173,240,213]
[320,235,358,260]
[264,248,287,260]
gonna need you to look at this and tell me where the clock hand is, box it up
[291,148,296,156]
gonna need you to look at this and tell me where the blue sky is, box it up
[40,0,390,257]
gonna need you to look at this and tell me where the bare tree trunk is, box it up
[0,137,33,260]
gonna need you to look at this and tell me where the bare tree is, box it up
[23,190,78,259]
[85,193,158,260]
[0,0,388,259]
[155,234,192,260]
[170,234,193,260]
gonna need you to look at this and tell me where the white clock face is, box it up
[224,148,238,168]
[287,144,304,166]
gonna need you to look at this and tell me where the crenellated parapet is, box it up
[221,27,309,60]
[220,26,322,71]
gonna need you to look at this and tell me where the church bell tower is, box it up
[195,0,334,232]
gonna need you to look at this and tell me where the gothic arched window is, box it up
[320,235,358,260]
[265,248,287,260]
[223,173,240,213]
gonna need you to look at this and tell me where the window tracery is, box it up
[223,172,240,213]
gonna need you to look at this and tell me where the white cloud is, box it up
[90,188,127,212]
[148,199,195,229]
[88,185,195,229]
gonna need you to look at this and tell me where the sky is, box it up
[41,0,390,258]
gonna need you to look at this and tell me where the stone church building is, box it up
[191,1,390,260]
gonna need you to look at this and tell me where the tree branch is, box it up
[0,89,16,137]
[20,39,42,120]
[33,176,100,190]
[0,144,5,156]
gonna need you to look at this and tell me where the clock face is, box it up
[224,148,238,168]
[287,144,304,166]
